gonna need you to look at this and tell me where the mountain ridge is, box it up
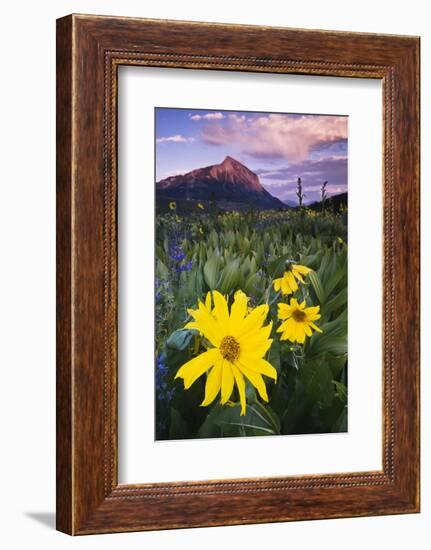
[156,156,286,211]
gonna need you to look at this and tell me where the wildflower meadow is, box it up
[155,205,348,440]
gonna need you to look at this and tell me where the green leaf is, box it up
[299,359,334,407]
[322,287,347,315]
[308,270,326,304]
[267,254,291,278]
[219,260,240,294]
[317,248,332,280]
[324,252,347,297]
[244,272,260,295]
[332,407,347,432]
[253,401,281,434]
[226,422,275,435]
[197,400,281,438]
[333,380,347,403]
[203,254,221,289]
[309,335,347,357]
[166,329,194,351]
[168,408,188,439]
[156,260,169,279]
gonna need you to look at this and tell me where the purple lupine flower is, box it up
[169,243,186,263]
[155,353,175,439]
[155,354,169,394]
[178,260,193,273]
[169,241,192,273]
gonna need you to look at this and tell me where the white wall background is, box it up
[0,1,427,548]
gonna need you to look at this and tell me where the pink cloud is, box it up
[201,114,347,163]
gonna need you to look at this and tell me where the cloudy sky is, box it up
[155,107,348,203]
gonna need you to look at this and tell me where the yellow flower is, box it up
[175,290,276,415]
[187,291,213,321]
[273,264,312,296]
[277,298,322,344]
[197,202,205,210]
[169,201,176,211]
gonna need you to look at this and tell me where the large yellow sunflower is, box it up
[277,298,322,344]
[272,264,312,296]
[175,290,276,415]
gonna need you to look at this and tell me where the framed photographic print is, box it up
[56,14,420,534]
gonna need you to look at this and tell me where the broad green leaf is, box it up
[219,260,240,294]
[166,329,194,351]
[299,359,334,407]
[244,272,260,295]
[324,261,347,298]
[308,270,326,304]
[203,254,221,289]
[156,260,169,279]
[333,380,347,403]
[322,287,347,315]
[309,335,347,357]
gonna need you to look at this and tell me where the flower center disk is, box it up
[220,335,240,362]
[292,309,307,322]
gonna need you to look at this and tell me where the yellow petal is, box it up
[238,321,272,349]
[277,302,293,320]
[238,321,273,356]
[237,361,269,402]
[309,321,323,333]
[281,277,292,296]
[296,326,306,344]
[304,324,312,337]
[307,312,321,321]
[230,290,248,325]
[286,272,298,293]
[201,359,222,407]
[240,355,277,381]
[201,360,223,407]
[277,318,297,342]
[277,318,293,334]
[290,298,299,308]
[188,306,224,346]
[273,278,282,292]
[232,304,269,339]
[292,264,312,276]
[221,360,234,404]
[184,321,200,331]
[292,268,305,283]
[212,290,230,328]
[175,348,220,389]
[231,364,246,416]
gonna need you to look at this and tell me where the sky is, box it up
[155,107,348,204]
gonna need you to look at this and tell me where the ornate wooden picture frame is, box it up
[56,14,420,535]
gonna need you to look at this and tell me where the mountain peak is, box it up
[221,155,238,164]
[209,156,260,190]
[156,156,286,211]
[220,155,245,169]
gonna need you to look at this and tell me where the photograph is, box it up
[154,107,348,440]
[0,1,423,545]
